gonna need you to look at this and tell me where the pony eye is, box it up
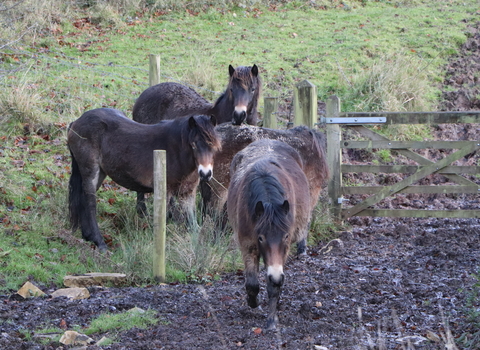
[191,142,197,150]
[258,236,264,243]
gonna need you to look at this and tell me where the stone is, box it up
[63,273,127,287]
[51,287,90,300]
[59,330,94,346]
[96,336,112,346]
[127,306,146,314]
[16,282,46,299]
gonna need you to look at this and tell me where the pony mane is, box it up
[246,163,292,234]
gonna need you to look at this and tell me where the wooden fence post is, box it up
[326,95,343,222]
[263,97,278,129]
[293,80,317,128]
[153,150,167,282]
[149,54,161,87]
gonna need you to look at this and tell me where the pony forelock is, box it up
[188,115,221,151]
[247,167,291,235]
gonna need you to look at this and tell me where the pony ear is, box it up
[254,201,264,219]
[229,64,235,77]
[188,116,197,129]
[281,200,289,214]
[210,115,217,126]
[251,64,258,77]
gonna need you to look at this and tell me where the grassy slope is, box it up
[0,0,479,292]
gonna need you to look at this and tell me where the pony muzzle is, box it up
[232,105,247,125]
[267,264,285,287]
[198,164,213,181]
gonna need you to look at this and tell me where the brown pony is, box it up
[201,124,329,226]
[227,139,311,330]
[132,64,261,126]
[67,108,220,251]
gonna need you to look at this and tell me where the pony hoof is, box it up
[136,207,148,218]
[265,319,277,331]
[97,245,108,253]
[247,296,259,308]
[296,250,308,259]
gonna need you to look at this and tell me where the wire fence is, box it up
[1,42,296,126]
[1,44,228,119]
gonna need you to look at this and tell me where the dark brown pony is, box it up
[132,65,260,215]
[132,64,261,126]
[201,124,329,226]
[67,108,220,251]
[227,139,311,331]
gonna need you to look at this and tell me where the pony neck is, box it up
[212,92,234,116]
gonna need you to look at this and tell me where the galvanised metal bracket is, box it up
[320,116,387,124]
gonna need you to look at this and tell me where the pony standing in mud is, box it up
[201,124,329,227]
[227,139,312,330]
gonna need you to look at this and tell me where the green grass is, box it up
[2,0,478,125]
[82,308,160,336]
[19,308,159,344]
[454,272,480,348]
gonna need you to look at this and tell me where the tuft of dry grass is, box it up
[166,216,239,279]
[0,80,43,132]
[341,53,436,141]
[344,54,436,113]
[352,306,460,350]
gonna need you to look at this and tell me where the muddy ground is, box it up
[1,23,479,350]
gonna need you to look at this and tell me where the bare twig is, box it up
[0,25,37,50]
[0,0,26,12]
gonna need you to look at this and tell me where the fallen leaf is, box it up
[0,250,12,258]
[59,318,68,329]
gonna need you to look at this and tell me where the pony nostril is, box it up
[232,111,247,125]
[199,169,212,181]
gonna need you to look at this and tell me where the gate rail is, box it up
[325,95,480,221]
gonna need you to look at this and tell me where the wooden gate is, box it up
[325,95,480,221]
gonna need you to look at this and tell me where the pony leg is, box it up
[266,272,283,330]
[68,154,107,251]
[79,167,107,251]
[296,238,307,256]
[198,180,212,220]
[243,251,260,308]
[177,192,198,229]
[136,192,148,217]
